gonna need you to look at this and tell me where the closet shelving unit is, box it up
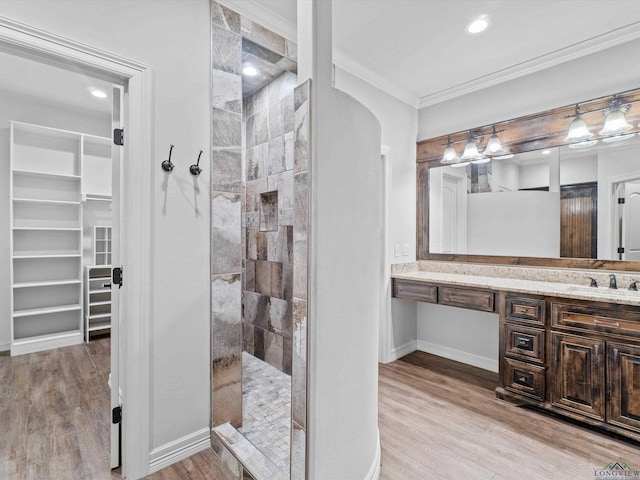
[84,265,112,342]
[9,121,112,355]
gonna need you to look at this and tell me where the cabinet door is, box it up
[608,342,640,433]
[551,332,605,421]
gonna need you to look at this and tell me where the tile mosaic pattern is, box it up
[240,352,291,473]
[243,71,297,375]
[211,0,244,428]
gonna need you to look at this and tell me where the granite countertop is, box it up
[392,265,640,307]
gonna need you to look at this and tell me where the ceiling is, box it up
[0,49,113,117]
[222,0,640,108]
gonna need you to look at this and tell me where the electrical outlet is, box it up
[394,244,401,257]
[402,244,410,256]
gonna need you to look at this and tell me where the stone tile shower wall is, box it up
[211,1,243,428]
[243,72,297,374]
[211,2,307,478]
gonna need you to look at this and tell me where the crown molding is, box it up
[419,21,640,109]
[333,49,420,108]
[217,0,297,41]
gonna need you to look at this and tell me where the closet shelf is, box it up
[13,227,82,231]
[13,304,82,318]
[13,169,81,180]
[13,280,81,289]
[13,198,80,206]
[13,254,81,259]
[88,319,111,331]
[82,193,112,202]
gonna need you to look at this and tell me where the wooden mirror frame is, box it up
[416,87,640,272]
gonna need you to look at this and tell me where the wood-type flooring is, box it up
[2,342,639,479]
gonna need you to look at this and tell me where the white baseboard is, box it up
[365,429,381,480]
[0,341,10,353]
[386,340,417,363]
[148,427,211,474]
[416,340,498,373]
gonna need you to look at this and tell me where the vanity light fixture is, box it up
[440,135,460,164]
[460,131,484,161]
[599,96,633,136]
[564,105,593,142]
[484,125,510,157]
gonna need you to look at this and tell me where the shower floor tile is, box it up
[240,351,291,473]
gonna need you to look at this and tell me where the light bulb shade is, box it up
[461,140,481,160]
[564,115,593,141]
[441,145,460,164]
[599,109,632,136]
[484,134,502,154]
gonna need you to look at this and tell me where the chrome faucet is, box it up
[586,276,598,287]
[609,274,618,290]
[630,280,639,291]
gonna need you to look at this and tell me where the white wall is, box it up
[334,66,419,360]
[0,0,212,469]
[492,160,519,192]
[560,154,598,185]
[0,94,111,351]
[467,191,560,257]
[417,37,640,371]
[518,162,550,189]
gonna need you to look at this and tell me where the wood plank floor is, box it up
[379,351,640,480]
[0,338,235,480]
[4,343,639,479]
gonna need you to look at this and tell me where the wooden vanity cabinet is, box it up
[607,342,640,432]
[551,332,605,421]
[501,294,547,402]
[392,279,495,312]
[500,294,640,440]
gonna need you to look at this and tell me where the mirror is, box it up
[416,87,640,270]
[428,135,640,261]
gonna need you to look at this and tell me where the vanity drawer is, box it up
[392,279,437,304]
[505,324,545,363]
[551,302,640,338]
[506,296,546,326]
[439,286,495,312]
[504,357,546,402]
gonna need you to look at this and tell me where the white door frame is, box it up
[0,17,153,479]
[379,145,392,364]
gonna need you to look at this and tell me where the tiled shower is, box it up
[210,1,307,478]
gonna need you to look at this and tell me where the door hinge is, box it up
[618,197,626,204]
[113,128,124,146]
[112,405,122,424]
[618,247,625,254]
[113,267,123,288]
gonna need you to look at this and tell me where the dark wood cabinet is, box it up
[498,294,640,442]
[392,280,495,312]
[551,332,605,421]
[607,342,640,433]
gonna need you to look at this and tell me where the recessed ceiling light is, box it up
[466,15,490,34]
[243,65,258,76]
[90,89,107,99]
[542,149,551,155]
